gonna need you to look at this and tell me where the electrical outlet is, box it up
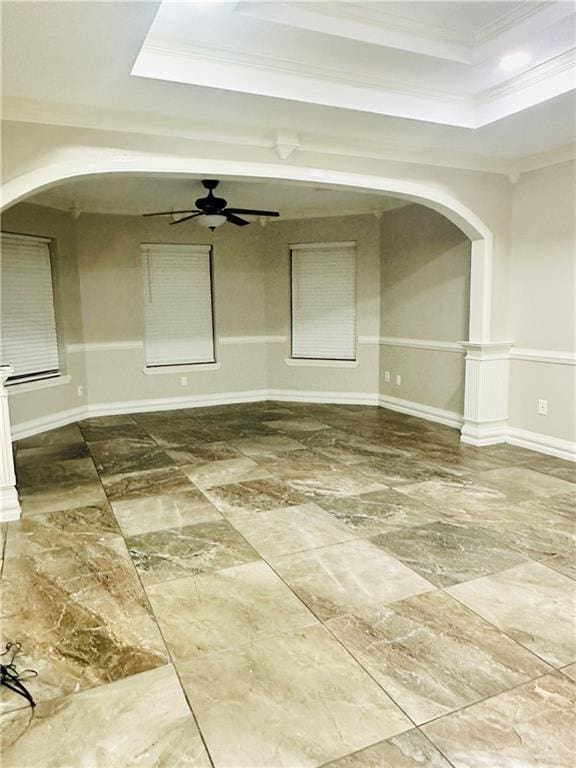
[395,374,401,386]
[384,370,390,383]
[538,399,548,416]
[180,376,188,387]
[77,385,84,398]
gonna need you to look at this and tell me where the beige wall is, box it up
[1,202,87,426]
[508,161,576,442]
[75,212,269,405]
[379,204,470,413]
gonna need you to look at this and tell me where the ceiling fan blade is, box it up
[169,212,203,225]
[225,208,280,217]
[226,213,249,227]
[143,209,199,217]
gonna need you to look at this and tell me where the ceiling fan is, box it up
[142,179,280,230]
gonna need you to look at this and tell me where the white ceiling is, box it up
[133,1,575,127]
[28,173,408,219]
[1,1,575,174]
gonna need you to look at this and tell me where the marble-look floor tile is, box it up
[202,478,306,517]
[231,434,306,458]
[229,502,357,557]
[373,521,526,588]
[520,454,576,483]
[543,551,576,580]
[323,729,452,767]
[182,456,273,489]
[298,429,409,465]
[327,590,550,724]
[562,663,576,681]
[316,488,442,536]
[19,479,108,517]
[102,465,194,502]
[17,423,84,449]
[353,456,458,487]
[178,624,411,768]
[126,519,259,585]
[475,466,575,500]
[15,441,90,467]
[422,673,576,768]
[147,561,318,656]
[16,456,99,489]
[86,436,159,464]
[112,491,222,536]
[270,539,434,621]
[80,414,137,427]
[166,441,243,467]
[263,417,332,434]
[131,409,190,425]
[1,516,168,709]
[98,447,176,478]
[79,421,152,443]
[398,476,511,516]
[0,665,211,767]
[447,561,576,667]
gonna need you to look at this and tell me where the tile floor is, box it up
[1,401,575,767]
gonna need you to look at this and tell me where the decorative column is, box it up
[460,341,513,446]
[0,365,21,521]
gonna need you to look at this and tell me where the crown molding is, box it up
[474,2,552,45]
[143,40,470,107]
[479,49,576,103]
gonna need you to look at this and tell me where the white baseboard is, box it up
[272,389,379,406]
[10,390,575,463]
[506,427,576,462]
[378,394,463,429]
[11,406,88,440]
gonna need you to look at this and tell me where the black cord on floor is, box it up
[1,642,37,708]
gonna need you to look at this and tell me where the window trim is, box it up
[141,242,217,369]
[289,241,358,363]
[1,230,62,383]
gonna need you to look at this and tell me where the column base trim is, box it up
[0,485,21,521]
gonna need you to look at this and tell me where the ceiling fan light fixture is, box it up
[198,214,227,230]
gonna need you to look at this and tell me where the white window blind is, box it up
[0,233,60,380]
[291,242,357,361]
[141,243,215,366]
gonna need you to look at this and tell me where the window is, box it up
[141,243,215,367]
[291,241,357,361]
[0,233,60,382]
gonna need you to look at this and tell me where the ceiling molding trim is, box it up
[479,49,576,102]
[474,1,552,45]
[141,40,471,107]
[513,143,576,174]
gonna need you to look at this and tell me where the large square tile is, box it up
[422,674,576,768]
[327,590,550,723]
[112,491,221,536]
[229,502,357,557]
[270,539,434,620]
[316,488,441,536]
[324,730,452,768]
[1,515,168,709]
[126,519,260,585]
[147,560,318,656]
[179,624,411,768]
[182,456,272,489]
[202,477,306,517]
[447,561,576,667]
[0,665,211,767]
[102,465,195,501]
[372,520,526,587]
